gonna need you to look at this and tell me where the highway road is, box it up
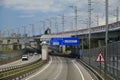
[24,56,93,80]
[0,54,41,69]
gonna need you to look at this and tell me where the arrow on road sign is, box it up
[95,51,105,62]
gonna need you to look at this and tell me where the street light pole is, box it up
[105,0,109,79]
[88,0,92,65]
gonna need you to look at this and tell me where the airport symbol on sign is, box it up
[95,51,105,62]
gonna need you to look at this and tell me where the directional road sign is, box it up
[50,37,79,46]
[62,37,79,46]
[50,38,63,45]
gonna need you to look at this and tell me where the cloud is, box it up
[1,0,119,31]
[2,0,79,13]
[2,0,60,12]
[19,14,35,18]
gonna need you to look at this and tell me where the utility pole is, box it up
[88,0,92,65]
[59,14,65,36]
[30,24,35,37]
[96,15,99,26]
[69,5,78,35]
[59,14,65,53]
[23,26,26,37]
[40,21,46,34]
[69,5,78,56]
[105,0,109,80]
[7,29,10,37]
[71,20,74,30]
[53,17,58,34]
[0,30,1,38]
[116,6,119,22]
[47,19,52,33]
[39,26,41,35]
[17,28,20,35]
[62,14,65,35]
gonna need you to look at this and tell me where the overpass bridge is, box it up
[0,21,120,50]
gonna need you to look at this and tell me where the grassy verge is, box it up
[0,60,46,79]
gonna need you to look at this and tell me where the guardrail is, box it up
[0,58,40,73]
[77,59,104,80]
[0,59,47,80]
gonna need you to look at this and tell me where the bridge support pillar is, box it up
[58,46,66,53]
[62,46,66,53]
[42,44,48,60]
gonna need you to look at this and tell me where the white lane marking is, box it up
[53,57,63,80]
[72,60,85,80]
[25,57,53,80]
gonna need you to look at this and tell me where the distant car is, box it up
[22,55,28,61]
[34,52,37,55]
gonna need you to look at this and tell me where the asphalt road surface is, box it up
[24,56,93,80]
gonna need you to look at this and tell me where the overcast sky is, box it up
[0,0,120,36]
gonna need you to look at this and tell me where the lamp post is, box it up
[105,0,109,79]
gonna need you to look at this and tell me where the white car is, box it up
[22,55,28,61]
[34,52,37,55]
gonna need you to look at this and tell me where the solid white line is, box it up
[53,57,63,79]
[25,57,53,80]
[72,60,85,80]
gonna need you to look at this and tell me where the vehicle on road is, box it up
[22,55,28,61]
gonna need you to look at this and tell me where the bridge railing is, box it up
[51,21,120,36]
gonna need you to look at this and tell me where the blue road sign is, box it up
[62,37,79,46]
[50,38,63,45]
[50,37,79,46]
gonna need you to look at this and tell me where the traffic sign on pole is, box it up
[50,37,79,46]
[95,51,105,62]
[50,38,63,45]
[62,37,79,46]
